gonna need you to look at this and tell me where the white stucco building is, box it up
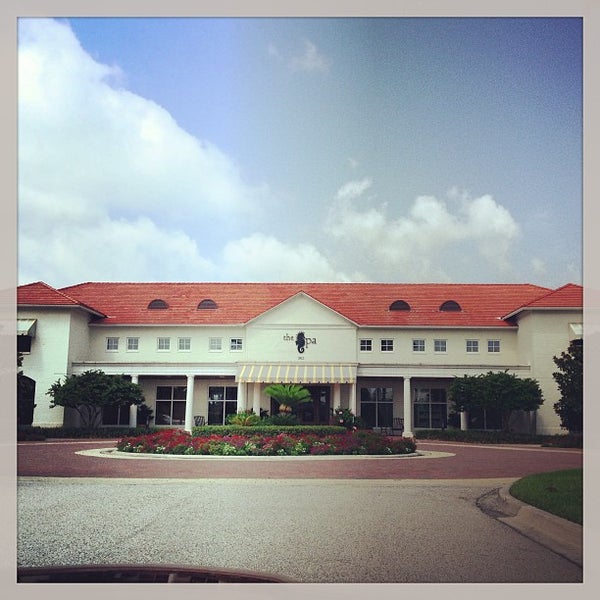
[17,281,582,436]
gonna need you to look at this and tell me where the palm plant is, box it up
[263,383,312,413]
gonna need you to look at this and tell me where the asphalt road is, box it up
[16,476,583,584]
[14,440,584,585]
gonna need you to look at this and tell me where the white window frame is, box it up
[360,339,373,352]
[178,337,191,351]
[487,339,500,353]
[230,338,243,351]
[380,339,394,352]
[209,337,223,352]
[157,337,171,351]
[126,337,139,352]
[434,339,447,353]
[412,339,425,353]
[106,337,119,352]
[466,339,479,353]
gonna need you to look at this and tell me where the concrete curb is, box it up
[75,448,456,460]
[497,484,583,567]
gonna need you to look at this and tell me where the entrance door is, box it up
[297,385,331,425]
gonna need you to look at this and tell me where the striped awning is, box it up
[17,319,37,336]
[237,363,356,384]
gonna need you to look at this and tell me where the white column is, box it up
[349,381,357,414]
[460,411,468,431]
[129,374,138,427]
[184,374,195,433]
[252,382,261,415]
[403,377,413,437]
[237,381,246,412]
[332,383,341,412]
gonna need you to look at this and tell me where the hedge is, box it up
[17,425,160,441]
[192,425,348,437]
[415,428,583,448]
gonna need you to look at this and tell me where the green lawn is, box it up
[510,468,583,525]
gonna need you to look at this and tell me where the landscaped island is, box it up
[116,427,417,456]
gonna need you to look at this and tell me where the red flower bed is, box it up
[117,429,417,456]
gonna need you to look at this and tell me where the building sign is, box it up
[283,331,317,354]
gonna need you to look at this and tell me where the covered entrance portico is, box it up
[236,362,358,425]
[267,385,331,425]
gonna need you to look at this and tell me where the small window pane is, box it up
[360,339,372,351]
[487,340,500,353]
[172,401,186,424]
[466,340,479,353]
[413,339,425,352]
[209,386,225,400]
[209,337,222,351]
[156,386,172,400]
[434,339,446,352]
[106,337,119,351]
[178,337,191,351]
[155,401,172,425]
[127,337,139,351]
[173,386,187,400]
[381,339,394,352]
[18,336,32,353]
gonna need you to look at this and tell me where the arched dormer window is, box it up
[439,300,461,312]
[198,299,218,309]
[389,300,411,311]
[147,299,168,309]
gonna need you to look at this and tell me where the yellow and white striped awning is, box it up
[237,363,356,384]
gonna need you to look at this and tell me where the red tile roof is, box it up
[502,283,583,318]
[49,281,560,328]
[17,281,107,316]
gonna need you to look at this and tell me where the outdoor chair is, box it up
[382,417,404,436]
[391,417,404,435]
[194,415,206,426]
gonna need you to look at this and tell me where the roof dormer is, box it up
[389,300,411,311]
[439,300,461,312]
[148,299,169,309]
[198,299,218,309]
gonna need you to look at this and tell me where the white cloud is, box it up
[222,233,355,282]
[325,182,521,281]
[289,39,330,74]
[18,18,267,286]
[19,215,216,287]
[335,178,373,201]
[17,18,532,288]
[531,257,547,275]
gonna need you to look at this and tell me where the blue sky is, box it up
[17,17,582,289]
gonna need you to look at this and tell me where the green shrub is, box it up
[262,413,299,426]
[414,428,583,447]
[226,410,261,426]
[192,425,347,438]
[17,425,160,441]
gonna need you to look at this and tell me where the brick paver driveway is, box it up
[17,439,583,479]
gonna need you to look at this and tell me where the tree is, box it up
[553,339,583,433]
[263,383,311,413]
[449,371,543,432]
[17,352,36,425]
[47,369,144,428]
